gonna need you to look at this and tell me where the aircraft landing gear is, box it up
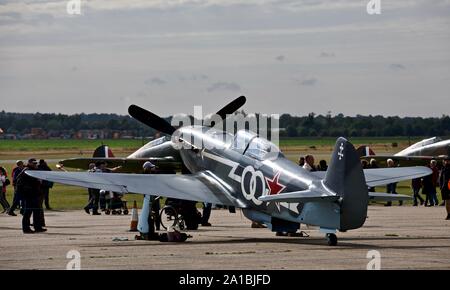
[326,233,338,246]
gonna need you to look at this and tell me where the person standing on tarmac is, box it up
[145,162,161,232]
[16,158,46,234]
[8,161,24,216]
[137,161,160,240]
[385,159,401,206]
[0,167,10,213]
[439,157,450,220]
[201,203,212,227]
[38,159,53,210]
[0,166,11,213]
[84,163,101,215]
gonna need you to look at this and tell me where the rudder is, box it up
[324,137,368,230]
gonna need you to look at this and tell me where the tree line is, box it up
[1,111,449,138]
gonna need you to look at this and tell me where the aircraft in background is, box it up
[28,99,432,246]
[358,137,450,166]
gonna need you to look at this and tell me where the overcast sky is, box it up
[0,0,449,117]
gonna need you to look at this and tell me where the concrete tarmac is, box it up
[1,206,449,270]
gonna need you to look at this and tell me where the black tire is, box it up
[326,233,338,246]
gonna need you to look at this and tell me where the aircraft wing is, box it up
[311,166,432,187]
[26,170,244,208]
[258,190,340,203]
[60,157,182,173]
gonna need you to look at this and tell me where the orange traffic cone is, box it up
[129,200,138,232]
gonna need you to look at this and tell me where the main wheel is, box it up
[326,233,338,246]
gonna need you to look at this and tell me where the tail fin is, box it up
[93,145,115,158]
[324,137,368,231]
[356,145,375,157]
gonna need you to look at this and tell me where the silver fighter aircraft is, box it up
[358,136,450,166]
[27,102,431,246]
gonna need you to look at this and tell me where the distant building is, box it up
[30,128,48,139]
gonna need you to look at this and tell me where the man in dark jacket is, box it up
[38,159,53,210]
[16,158,46,233]
[84,163,101,215]
[439,157,450,220]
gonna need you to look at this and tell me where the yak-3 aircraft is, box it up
[358,137,450,166]
[27,98,432,246]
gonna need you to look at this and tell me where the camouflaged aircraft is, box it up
[27,98,432,246]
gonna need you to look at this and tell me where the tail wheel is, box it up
[326,233,338,246]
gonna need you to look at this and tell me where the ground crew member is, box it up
[137,161,159,240]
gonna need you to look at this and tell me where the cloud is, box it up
[299,78,318,86]
[320,52,335,57]
[275,55,285,62]
[389,63,406,70]
[207,82,241,92]
[144,77,166,85]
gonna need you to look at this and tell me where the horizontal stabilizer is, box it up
[258,190,340,203]
[363,167,432,187]
[311,166,432,187]
[368,192,412,201]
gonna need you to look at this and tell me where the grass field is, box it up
[279,136,422,147]
[0,137,421,151]
[0,137,434,210]
[0,139,146,152]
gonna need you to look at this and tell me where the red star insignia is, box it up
[265,172,286,195]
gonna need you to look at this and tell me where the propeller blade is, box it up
[128,105,176,135]
[215,96,246,120]
[129,96,246,133]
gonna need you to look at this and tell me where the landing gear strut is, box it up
[326,233,338,246]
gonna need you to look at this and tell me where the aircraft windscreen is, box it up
[232,130,257,154]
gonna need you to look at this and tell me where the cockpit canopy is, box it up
[232,130,282,160]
